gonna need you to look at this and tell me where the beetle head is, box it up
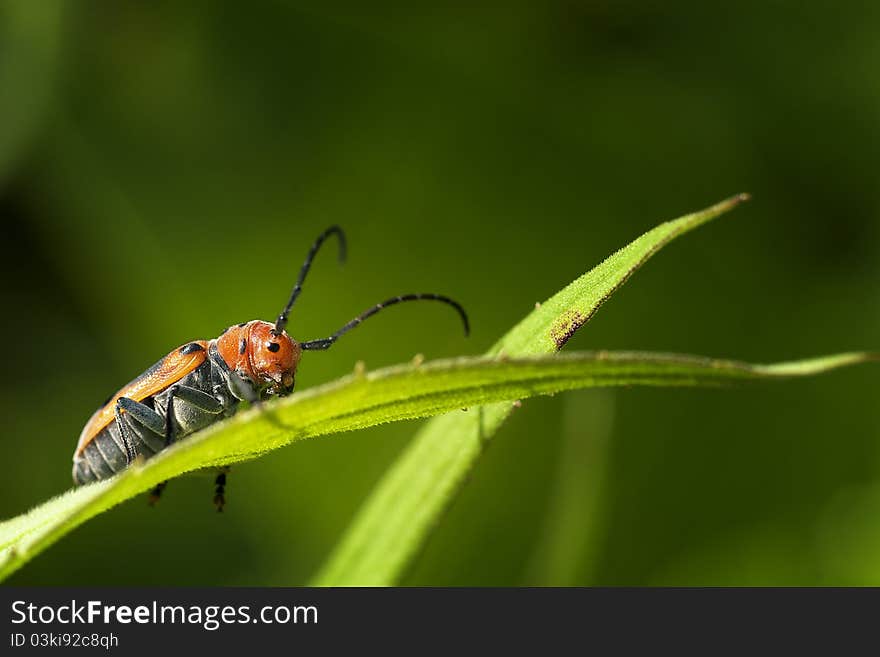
[216,320,301,397]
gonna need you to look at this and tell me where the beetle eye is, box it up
[266,342,281,353]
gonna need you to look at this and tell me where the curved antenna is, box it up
[300,293,469,351]
[274,226,347,334]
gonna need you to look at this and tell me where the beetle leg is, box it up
[113,403,137,464]
[171,384,225,414]
[162,384,222,442]
[164,383,225,446]
[232,370,260,404]
[230,368,259,403]
[209,348,258,404]
[150,386,186,508]
[148,482,167,506]
[213,468,229,512]
[117,397,166,436]
[115,397,169,504]
[115,397,165,463]
[164,386,180,447]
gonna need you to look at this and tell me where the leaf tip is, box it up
[689,192,750,229]
[716,192,751,214]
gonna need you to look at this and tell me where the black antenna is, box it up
[300,293,469,351]
[274,226,347,334]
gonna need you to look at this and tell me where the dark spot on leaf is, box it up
[549,310,587,350]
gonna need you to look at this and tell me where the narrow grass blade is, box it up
[523,390,616,586]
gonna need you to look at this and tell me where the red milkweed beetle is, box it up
[72,226,469,510]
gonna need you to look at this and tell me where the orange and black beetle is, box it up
[72,226,468,510]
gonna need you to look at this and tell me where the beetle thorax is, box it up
[215,320,301,396]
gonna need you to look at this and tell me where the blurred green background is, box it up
[1,1,879,586]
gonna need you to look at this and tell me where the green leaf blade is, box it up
[312,193,755,586]
[2,348,873,582]
[310,350,875,585]
[491,193,750,356]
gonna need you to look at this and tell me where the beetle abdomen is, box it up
[72,353,241,485]
[72,410,168,485]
